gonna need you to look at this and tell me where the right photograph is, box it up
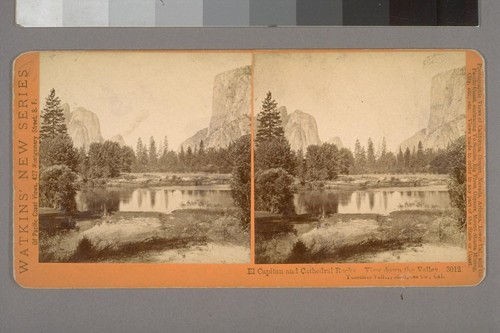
[253,51,468,264]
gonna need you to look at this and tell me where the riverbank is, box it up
[40,208,250,263]
[80,172,232,189]
[293,173,449,191]
[255,209,465,264]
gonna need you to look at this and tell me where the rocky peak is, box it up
[427,67,466,134]
[181,66,251,150]
[110,134,126,147]
[282,109,322,152]
[326,136,345,149]
[278,106,288,126]
[399,66,466,151]
[62,103,71,125]
[208,66,251,134]
[67,107,104,150]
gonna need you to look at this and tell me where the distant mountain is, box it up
[399,128,427,152]
[179,128,208,151]
[64,106,104,150]
[110,134,126,147]
[180,66,251,150]
[399,67,466,151]
[279,106,322,152]
[326,136,345,149]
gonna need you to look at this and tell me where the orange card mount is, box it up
[13,50,485,288]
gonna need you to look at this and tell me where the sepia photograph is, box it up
[13,49,485,287]
[37,51,251,263]
[254,51,468,264]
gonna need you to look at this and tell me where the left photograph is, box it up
[37,52,251,263]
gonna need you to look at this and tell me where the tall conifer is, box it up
[40,88,67,140]
[256,91,284,144]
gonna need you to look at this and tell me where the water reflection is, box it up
[294,188,451,216]
[76,188,233,214]
[76,189,124,214]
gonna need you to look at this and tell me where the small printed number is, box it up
[446,266,462,273]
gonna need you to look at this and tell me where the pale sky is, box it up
[254,51,466,152]
[40,51,465,153]
[40,51,251,149]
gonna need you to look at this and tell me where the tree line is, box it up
[351,138,451,175]
[133,137,233,174]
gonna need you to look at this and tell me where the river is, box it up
[75,185,451,216]
[294,186,451,216]
[75,186,234,214]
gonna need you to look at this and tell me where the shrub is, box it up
[255,168,295,215]
[40,134,79,171]
[40,165,77,212]
[71,236,95,262]
[230,135,251,228]
[447,136,466,228]
[286,240,310,263]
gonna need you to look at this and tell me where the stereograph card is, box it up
[13,50,485,288]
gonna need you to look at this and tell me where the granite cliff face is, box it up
[399,67,466,151]
[427,67,466,134]
[180,66,251,150]
[64,106,104,149]
[279,106,322,152]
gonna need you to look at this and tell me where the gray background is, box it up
[1,0,499,332]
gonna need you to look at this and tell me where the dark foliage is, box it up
[255,168,295,215]
[447,136,467,228]
[40,88,67,140]
[40,133,79,172]
[40,165,77,212]
[230,135,251,228]
[255,136,296,176]
[256,91,284,144]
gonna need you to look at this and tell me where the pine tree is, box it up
[404,147,411,169]
[136,137,149,172]
[178,146,186,171]
[186,146,193,171]
[367,138,376,172]
[354,139,367,174]
[197,140,206,168]
[381,137,387,157]
[377,137,388,172]
[149,136,158,170]
[40,88,67,141]
[256,91,284,144]
[359,146,367,173]
[416,140,425,170]
[295,149,307,185]
[163,136,169,155]
[397,147,405,170]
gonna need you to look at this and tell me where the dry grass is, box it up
[256,209,465,264]
[40,208,249,263]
